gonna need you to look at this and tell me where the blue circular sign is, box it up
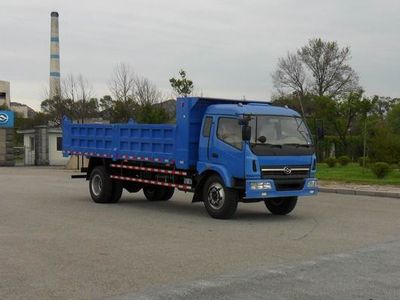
[0,113,9,124]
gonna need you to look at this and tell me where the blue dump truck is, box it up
[63,97,319,219]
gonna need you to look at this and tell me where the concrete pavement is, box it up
[123,241,400,300]
[1,167,400,299]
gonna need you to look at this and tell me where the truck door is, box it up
[198,115,214,163]
[209,117,245,179]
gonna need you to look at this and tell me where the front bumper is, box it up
[244,178,318,201]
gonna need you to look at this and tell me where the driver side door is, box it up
[209,117,245,179]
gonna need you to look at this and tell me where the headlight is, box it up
[307,180,318,188]
[250,182,272,190]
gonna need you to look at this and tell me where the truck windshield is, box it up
[250,115,312,146]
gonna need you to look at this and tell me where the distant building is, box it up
[17,126,69,166]
[0,80,11,108]
[10,102,36,118]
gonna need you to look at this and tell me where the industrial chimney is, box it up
[49,11,61,99]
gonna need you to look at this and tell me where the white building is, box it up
[18,127,69,166]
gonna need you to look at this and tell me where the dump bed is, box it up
[62,120,177,164]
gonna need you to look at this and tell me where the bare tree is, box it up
[272,53,306,97]
[62,74,78,101]
[108,63,136,102]
[134,76,162,106]
[272,38,360,100]
[272,53,306,115]
[61,74,97,122]
[76,75,96,122]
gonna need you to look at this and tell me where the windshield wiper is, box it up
[283,143,312,148]
[264,143,283,148]
[252,142,283,148]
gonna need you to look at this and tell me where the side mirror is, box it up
[238,118,248,126]
[242,125,251,141]
[238,115,252,126]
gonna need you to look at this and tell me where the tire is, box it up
[203,175,239,219]
[89,166,122,203]
[143,186,175,201]
[264,197,297,215]
[111,182,123,203]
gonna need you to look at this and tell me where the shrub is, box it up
[371,162,391,179]
[391,163,399,170]
[325,157,337,168]
[338,155,351,166]
[358,156,370,167]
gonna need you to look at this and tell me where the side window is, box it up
[29,137,35,150]
[202,116,212,137]
[56,137,62,151]
[217,118,242,150]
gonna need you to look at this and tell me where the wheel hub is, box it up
[208,183,225,210]
[91,174,103,196]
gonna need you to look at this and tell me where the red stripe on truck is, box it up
[110,164,187,176]
[110,175,190,191]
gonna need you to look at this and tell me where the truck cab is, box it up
[196,102,317,211]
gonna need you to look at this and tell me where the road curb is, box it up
[319,187,400,199]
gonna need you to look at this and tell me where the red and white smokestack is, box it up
[49,11,61,99]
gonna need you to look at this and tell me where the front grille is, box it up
[261,165,310,178]
[261,165,310,191]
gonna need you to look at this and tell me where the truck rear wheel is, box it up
[143,186,174,201]
[89,166,123,203]
[203,175,238,219]
[264,197,297,215]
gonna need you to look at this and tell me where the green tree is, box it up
[367,118,400,163]
[41,95,75,126]
[169,69,194,97]
[15,112,50,130]
[72,98,100,122]
[326,91,371,154]
[387,103,400,134]
[370,95,395,120]
[99,96,136,123]
[134,104,170,124]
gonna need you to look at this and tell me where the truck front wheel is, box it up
[264,197,297,215]
[143,186,174,201]
[203,175,239,219]
[89,166,123,203]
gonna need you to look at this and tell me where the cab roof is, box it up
[205,102,301,117]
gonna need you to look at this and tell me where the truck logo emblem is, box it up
[283,167,292,175]
[0,113,9,124]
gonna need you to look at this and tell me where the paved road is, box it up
[1,167,400,299]
[124,241,400,300]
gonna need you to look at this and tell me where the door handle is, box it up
[212,152,219,158]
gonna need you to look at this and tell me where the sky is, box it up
[0,0,399,110]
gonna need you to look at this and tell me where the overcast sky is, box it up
[0,0,399,110]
